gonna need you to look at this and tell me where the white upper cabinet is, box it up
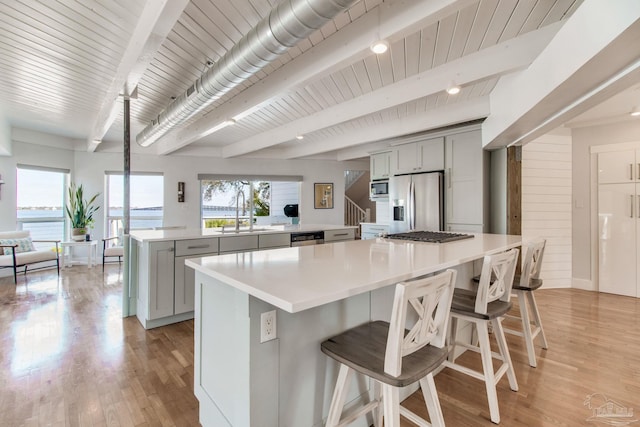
[391,137,444,175]
[598,150,640,184]
[370,151,391,180]
[445,130,488,229]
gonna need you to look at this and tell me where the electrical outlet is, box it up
[260,310,277,343]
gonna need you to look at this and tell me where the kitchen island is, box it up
[128,224,356,329]
[186,233,521,427]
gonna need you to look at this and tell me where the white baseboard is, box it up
[572,278,595,291]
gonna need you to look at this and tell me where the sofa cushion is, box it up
[0,250,58,267]
[0,237,36,255]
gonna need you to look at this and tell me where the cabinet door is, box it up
[417,138,444,172]
[175,255,196,314]
[598,183,636,297]
[149,241,175,319]
[598,150,636,184]
[445,131,483,226]
[324,228,356,242]
[370,152,391,180]
[393,143,418,174]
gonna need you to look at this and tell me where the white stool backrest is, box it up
[475,248,519,315]
[520,239,546,287]
[384,269,457,377]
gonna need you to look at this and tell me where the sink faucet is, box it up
[235,188,246,232]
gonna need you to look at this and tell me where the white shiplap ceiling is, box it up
[1,0,639,159]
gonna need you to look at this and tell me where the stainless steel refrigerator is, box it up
[389,171,443,234]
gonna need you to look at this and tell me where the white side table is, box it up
[60,240,98,268]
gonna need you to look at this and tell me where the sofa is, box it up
[0,230,60,283]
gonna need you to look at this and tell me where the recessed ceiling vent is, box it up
[136,0,359,147]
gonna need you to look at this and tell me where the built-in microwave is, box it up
[370,180,389,200]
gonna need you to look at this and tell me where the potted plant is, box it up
[66,183,100,241]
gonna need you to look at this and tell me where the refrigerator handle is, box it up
[407,181,413,230]
[411,181,417,230]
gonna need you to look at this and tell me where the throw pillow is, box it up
[0,237,36,255]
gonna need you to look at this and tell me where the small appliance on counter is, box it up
[284,204,299,224]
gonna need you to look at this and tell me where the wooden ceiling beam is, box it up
[223,24,559,159]
[154,0,477,155]
[87,0,189,152]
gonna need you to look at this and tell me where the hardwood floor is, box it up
[0,266,198,427]
[1,267,639,426]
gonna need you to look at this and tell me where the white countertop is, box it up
[186,233,522,313]
[129,224,357,243]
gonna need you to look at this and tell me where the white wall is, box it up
[0,131,368,244]
[571,120,640,289]
[522,135,572,289]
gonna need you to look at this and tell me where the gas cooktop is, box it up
[385,231,474,243]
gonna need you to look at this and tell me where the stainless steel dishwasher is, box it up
[290,231,324,247]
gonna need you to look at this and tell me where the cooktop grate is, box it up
[385,231,474,243]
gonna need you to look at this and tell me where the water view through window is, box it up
[107,174,164,235]
[201,180,299,228]
[17,167,67,248]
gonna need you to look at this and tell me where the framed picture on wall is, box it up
[314,183,333,209]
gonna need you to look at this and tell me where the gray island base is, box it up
[187,233,522,426]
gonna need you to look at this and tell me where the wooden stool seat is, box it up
[512,276,543,291]
[451,288,512,320]
[321,320,448,388]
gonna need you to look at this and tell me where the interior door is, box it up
[598,183,636,297]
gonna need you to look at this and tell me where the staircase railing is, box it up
[344,195,370,228]
[345,170,366,191]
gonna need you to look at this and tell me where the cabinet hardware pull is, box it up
[632,195,635,218]
[187,245,210,249]
[631,164,634,180]
[332,233,349,236]
[637,164,639,181]
[638,194,640,218]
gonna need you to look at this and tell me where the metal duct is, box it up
[137,0,359,147]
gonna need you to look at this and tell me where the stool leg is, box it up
[492,318,518,392]
[447,316,458,362]
[382,384,400,427]
[517,290,538,368]
[527,291,549,349]
[372,381,383,427]
[476,321,501,424]
[326,364,353,427]
[420,373,445,427]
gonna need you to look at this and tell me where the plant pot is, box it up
[71,228,87,241]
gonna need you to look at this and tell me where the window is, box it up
[199,175,300,229]
[16,165,68,249]
[106,173,164,236]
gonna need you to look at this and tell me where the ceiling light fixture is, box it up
[223,118,237,126]
[370,40,389,54]
[296,134,304,140]
[446,84,461,95]
[631,107,640,117]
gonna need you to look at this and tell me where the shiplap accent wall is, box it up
[522,134,572,288]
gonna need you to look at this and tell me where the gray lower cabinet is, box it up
[219,235,259,253]
[137,238,219,329]
[148,241,175,320]
[324,228,356,242]
[258,232,290,249]
[174,238,220,315]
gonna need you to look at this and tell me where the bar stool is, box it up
[504,239,548,368]
[442,248,519,424]
[321,269,457,427]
